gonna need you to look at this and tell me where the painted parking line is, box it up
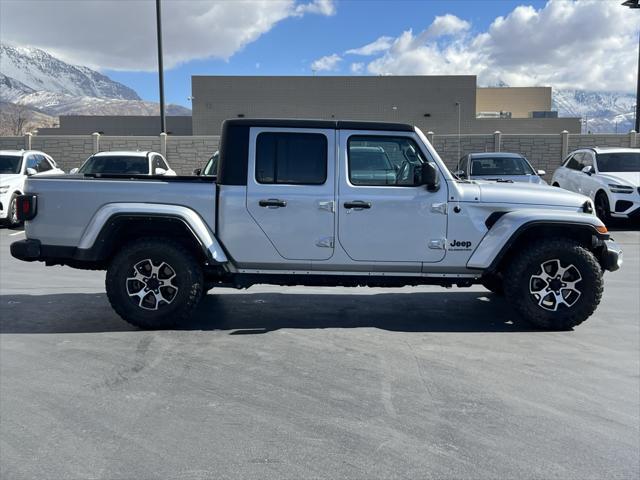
[9,231,25,236]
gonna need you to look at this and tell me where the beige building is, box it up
[192,75,580,135]
[476,87,552,118]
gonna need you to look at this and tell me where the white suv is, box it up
[0,150,64,226]
[551,147,640,222]
[70,151,176,176]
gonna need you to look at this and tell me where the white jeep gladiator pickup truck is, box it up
[11,119,622,330]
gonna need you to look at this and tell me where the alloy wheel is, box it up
[529,259,582,311]
[126,259,179,310]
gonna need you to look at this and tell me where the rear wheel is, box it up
[504,238,603,330]
[106,238,203,329]
[594,191,611,224]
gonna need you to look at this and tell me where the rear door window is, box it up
[256,132,327,185]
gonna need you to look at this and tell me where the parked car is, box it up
[11,119,621,331]
[0,150,64,227]
[70,151,176,176]
[193,151,219,176]
[454,152,547,184]
[551,147,640,222]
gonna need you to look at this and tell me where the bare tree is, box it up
[0,103,30,135]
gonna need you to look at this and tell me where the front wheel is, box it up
[504,239,603,330]
[6,193,22,228]
[594,191,611,224]
[106,238,203,329]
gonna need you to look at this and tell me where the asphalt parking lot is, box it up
[0,226,638,480]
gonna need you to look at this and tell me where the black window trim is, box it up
[346,133,429,188]
[254,131,329,186]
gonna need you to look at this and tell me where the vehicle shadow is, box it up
[606,218,640,231]
[0,290,541,334]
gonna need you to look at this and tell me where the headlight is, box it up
[608,183,634,194]
[0,185,9,194]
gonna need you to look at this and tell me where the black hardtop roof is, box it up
[222,118,414,132]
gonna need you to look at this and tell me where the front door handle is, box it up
[259,199,287,208]
[344,201,372,210]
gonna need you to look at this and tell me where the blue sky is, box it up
[104,0,549,107]
[3,0,636,107]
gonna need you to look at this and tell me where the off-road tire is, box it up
[594,191,611,224]
[504,238,603,330]
[106,238,203,329]
[6,193,22,228]
[481,273,504,295]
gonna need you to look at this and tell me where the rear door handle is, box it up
[344,201,372,210]
[259,198,287,208]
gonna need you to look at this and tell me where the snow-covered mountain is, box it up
[0,43,190,129]
[552,89,636,134]
[0,44,140,100]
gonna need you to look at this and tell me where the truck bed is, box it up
[24,175,217,247]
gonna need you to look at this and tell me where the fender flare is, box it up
[78,202,228,263]
[467,209,606,271]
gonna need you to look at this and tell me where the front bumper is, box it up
[600,239,623,272]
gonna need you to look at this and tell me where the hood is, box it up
[0,173,24,186]
[471,174,546,185]
[598,172,640,187]
[475,181,589,208]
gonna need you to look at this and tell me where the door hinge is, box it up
[316,236,334,248]
[428,238,446,250]
[431,202,448,215]
[318,200,335,213]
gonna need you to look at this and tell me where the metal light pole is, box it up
[455,102,461,159]
[622,0,639,132]
[156,0,166,134]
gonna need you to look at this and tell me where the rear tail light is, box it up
[16,195,37,221]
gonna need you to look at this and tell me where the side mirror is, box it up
[581,165,593,175]
[26,167,37,176]
[420,162,440,191]
[454,169,466,178]
[154,167,167,175]
[70,167,79,174]
[193,168,202,176]
[537,169,546,176]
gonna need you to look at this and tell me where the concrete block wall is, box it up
[500,135,562,171]
[0,136,25,151]
[165,136,220,174]
[430,134,495,169]
[0,131,636,176]
[31,136,94,170]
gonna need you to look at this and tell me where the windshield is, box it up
[597,152,640,173]
[203,152,219,176]
[471,156,535,176]
[0,155,22,174]
[79,156,149,174]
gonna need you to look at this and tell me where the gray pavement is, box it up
[0,226,639,479]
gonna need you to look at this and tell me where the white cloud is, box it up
[359,0,637,93]
[295,0,336,16]
[350,62,365,74]
[345,36,394,56]
[0,0,336,71]
[311,53,342,72]
[421,14,470,40]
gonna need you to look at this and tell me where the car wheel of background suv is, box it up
[6,193,23,228]
[594,191,611,223]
